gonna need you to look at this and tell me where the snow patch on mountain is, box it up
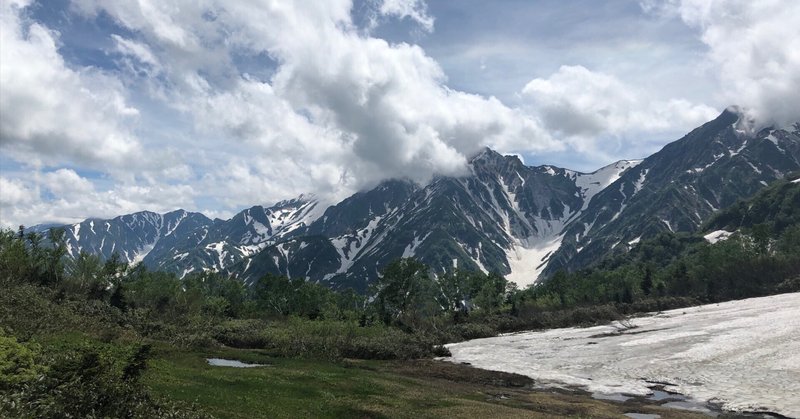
[633,169,648,193]
[402,232,430,258]
[573,160,641,210]
[505,236,562,288]
[704,229,733,244]
[130,242,156,265]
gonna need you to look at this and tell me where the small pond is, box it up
[207,358,267,368]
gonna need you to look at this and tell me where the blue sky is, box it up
[1,0,798,227]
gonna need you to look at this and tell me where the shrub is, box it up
[0,341,210,418]
[341,331,434,360]
[0,333,44,387]
[212,319,272,348]
[448,322,496,341]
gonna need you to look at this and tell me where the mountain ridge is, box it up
[27,110,800,290]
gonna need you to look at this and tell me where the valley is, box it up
[3,1,800,417]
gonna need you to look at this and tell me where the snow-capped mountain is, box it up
[228,150,642,290]
[36,196,327,277]
[32,109,800,290]
[51,209,213,264]
[149,195,326,276]
[543,108,800,277]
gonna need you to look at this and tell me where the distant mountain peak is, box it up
[469,146,503,162]
[272,193,317,208]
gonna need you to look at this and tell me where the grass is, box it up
[144,345,711,419]
[147,346,462,418]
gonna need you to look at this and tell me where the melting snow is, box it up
[729,140,748,157]
[765,132,785,152]
[704,230,733,244]
[745,160,762,174]
[446,293,800,417]
[504,236,562,288]
[205,241,227,269]
[164,211,187,236]
[574,160,642,211]
[130,242,156,265]
[633,169,648,194]
[252,220,269,235]
[402,232,431,258]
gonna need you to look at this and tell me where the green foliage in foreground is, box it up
[0,331,207,418]
[144,348,438,419]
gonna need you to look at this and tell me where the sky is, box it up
[1,0,799,227]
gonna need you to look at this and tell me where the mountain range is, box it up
[30,109,800,291]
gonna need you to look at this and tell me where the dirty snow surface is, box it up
[446,293,800,417]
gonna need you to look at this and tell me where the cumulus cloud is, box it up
[521,65,717,152]
[0,0,566,227]
[3,0,756,228]
[0,177,36,208]
[0,170,196,228]
[72,0,559,188]
[0,1,145,172]
[642,0,800,127]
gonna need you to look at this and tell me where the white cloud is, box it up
[40,169,95,199]
[4,0,764,229]
[71,0,560,191]
[521,65,718,153]
[377,0,435,32]
[642,0,800,127]
[0,2,144,173]
[3,0,559,227]
[0,177,35,207]
[0,170,196,228]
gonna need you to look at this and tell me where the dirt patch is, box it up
[364,359,718,419]
[383,359,534,388]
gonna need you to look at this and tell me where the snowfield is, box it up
[446,293,800,417]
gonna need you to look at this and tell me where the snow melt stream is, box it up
[446,293,800,417]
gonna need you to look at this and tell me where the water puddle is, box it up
[591,392,632,402]
[662,400,719,416]
[624,414,660,419]
[647,390,674,401]
[206,358,268,368]
[643,386,719,416]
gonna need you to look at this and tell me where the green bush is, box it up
[212,319,272,348]
[448,322,497,341]
[0,340,209,418]
[341,330,435,360]
[0,284,69,341]
[0,333,44,387]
